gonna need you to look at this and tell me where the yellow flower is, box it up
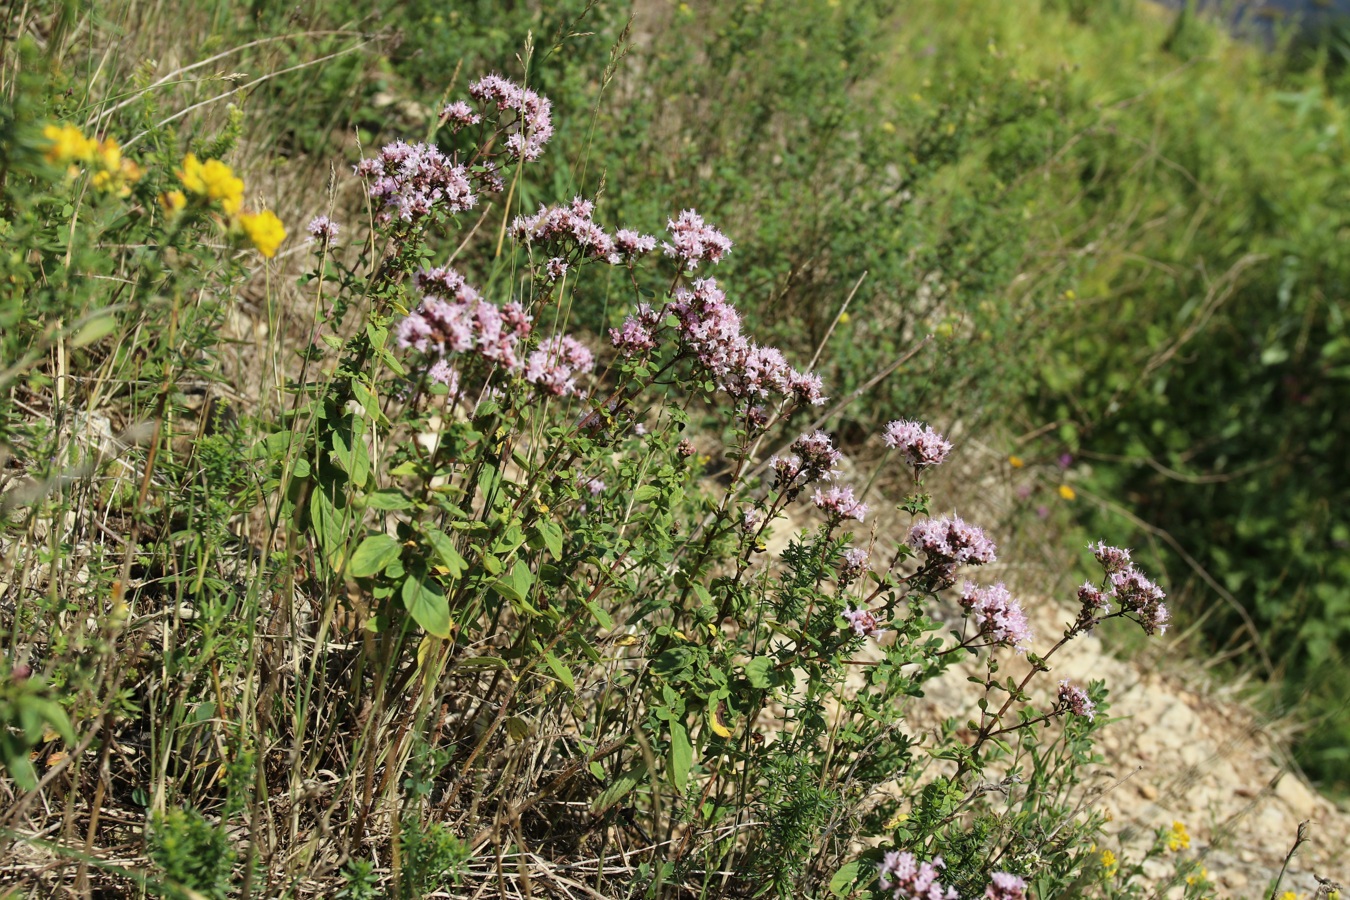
[43,123,97,165]
[1279,892,1300,900]
[1058,484,1076,501]
[238,209,286,258]
[1008,455,1024,469]
[160,190,187,213]
[87,137,143,197]
[1165,820,1190,852]
[1187,866,1209,886]
[1099,848,1118,878]
[178,153,244,215]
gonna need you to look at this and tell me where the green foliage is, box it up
[148,807,237,900]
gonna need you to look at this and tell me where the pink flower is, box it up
[838,547,870,584]
[306,215,339,243]
[812,485,868,522]
[354,140,475,225]
[1109,567,1169,635]
[467,74,553,160]
[577,474,605,496]
[960,582,1033,651]
[842,606,882,638]
[985,872,1029,900]
[877,851,957,900]
[662,208,733,270]
[512,197,616,261]
[524,334,594,398]
[1057,680,1095,721]
[1090,541,1132,574]
[907,515,997,568]
[440,100,481,128]
[883,419,952,469]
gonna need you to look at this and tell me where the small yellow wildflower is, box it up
[1279,892,1300,900]
[43,123,97,164]
[1187,866,1209,886]
[838,311,851,324]
[87,137,143,196]
[238,209,286,258]
[1099,848,1118,878]
[1165,820,1190,852]
[160,190,187,213]
[1058,484,1076,501]
[1008,455,1024,469]
[178,153,245,215]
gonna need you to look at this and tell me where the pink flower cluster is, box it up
[960,582,1034,651]
[395,265,593,398]
[610,303,661,357]
[1074,581,1112,632]
[842,606,882,639]
[440,100,481,129]
[354,141,475,225]
[772,431,844,489]
[907,515,998,569]
[1090,541,1132,574]
[813,485,868,523]
[1057,680,1096,721]
[662,209,733,270]
[512,197,656,267]
[524,335,594,398]
[883,419,952,469]
[985,872,1029,900]
[1086,543,1168,635]
[877,852,957,900]
[307,215,339,243]
[467,74,554,161]
[663,279,826,405]
[1110,567,1169,635]
[838,547,869,584]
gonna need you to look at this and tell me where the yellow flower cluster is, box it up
[43,123,143,197]
[174,153,286,258]
[1165,820,1191,852]
[1098,848,1118,879]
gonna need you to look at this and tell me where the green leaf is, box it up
[634,485,661,503]
[71,314,119,348]
[349,534,402,578]
[364,489,412,510]
[591,759,648,814]
[402,575,451,638]
[543,651,574,691]
[423,528,467,577]
[669,722,692,790]
[828,861,861,897]
[493,559,534,604]
[532,519,564,559]
[743,656,774,689]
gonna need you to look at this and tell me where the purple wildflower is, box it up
[427,359,460,393]
[1109,567,1169,635]
[883,419,953,469]
[960,582,1034,651]
[1074,581,1112,632]
[512,196,617,261]
[907,515,997,568]
[467,75,553,160]
[306,215,339,243]
[1090,541,1132,574]
[838,547,869,585]
[985,872,1029,900]
[812,485,868,523]
[577,474,605,496]
[440,100,481,129]
[354,140,475,225]
[877,851,957,900]
[842,606,882,639]
[614,227,658,261]
[1057,680,1096,721]
[790,431,843,483]
[662,209,733,270]
[743,507,765,532]
[524,334,594,398]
